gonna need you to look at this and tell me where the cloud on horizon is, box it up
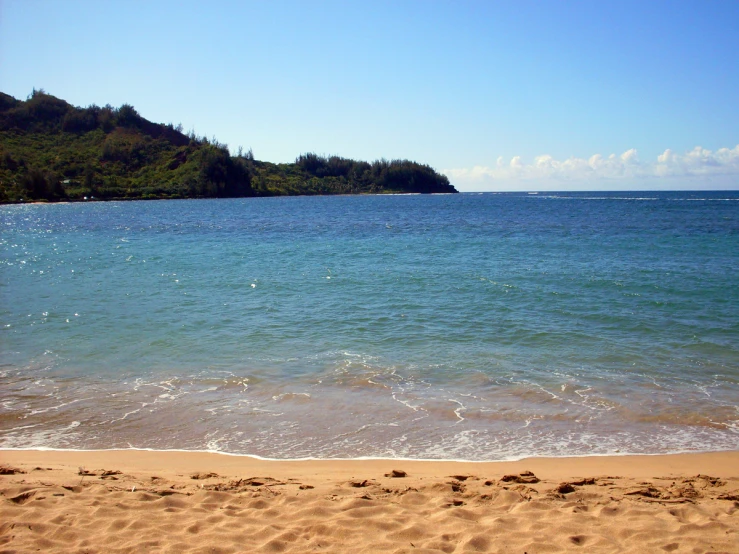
[444,145,739,190]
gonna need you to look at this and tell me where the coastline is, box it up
[3,448,739,475]
[2,449,738,552]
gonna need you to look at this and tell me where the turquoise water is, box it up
[1,192,738,459]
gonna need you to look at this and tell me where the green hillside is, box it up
[0,90,457,203]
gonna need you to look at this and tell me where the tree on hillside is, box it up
[116,104,140,127]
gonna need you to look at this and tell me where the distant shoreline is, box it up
[5,190,440,205]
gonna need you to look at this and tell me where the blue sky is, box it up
[1,0,737,191]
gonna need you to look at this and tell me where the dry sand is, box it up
[1,449,738,553]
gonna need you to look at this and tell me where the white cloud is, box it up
[443,145,739,191]
[654,145,739,177]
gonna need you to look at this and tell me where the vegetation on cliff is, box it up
[0,90,456,203]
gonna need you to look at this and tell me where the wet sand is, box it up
[1,450,738,553]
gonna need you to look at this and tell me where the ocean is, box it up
[1,192,738,460]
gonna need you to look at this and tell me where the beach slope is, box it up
[1,450,738,553]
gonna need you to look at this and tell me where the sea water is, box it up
[1,192,738,460]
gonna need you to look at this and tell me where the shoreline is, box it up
[3,449,739,480]
[3,446,739,464]
[1,190,440,206]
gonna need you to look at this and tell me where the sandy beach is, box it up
[1,450,738,553]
